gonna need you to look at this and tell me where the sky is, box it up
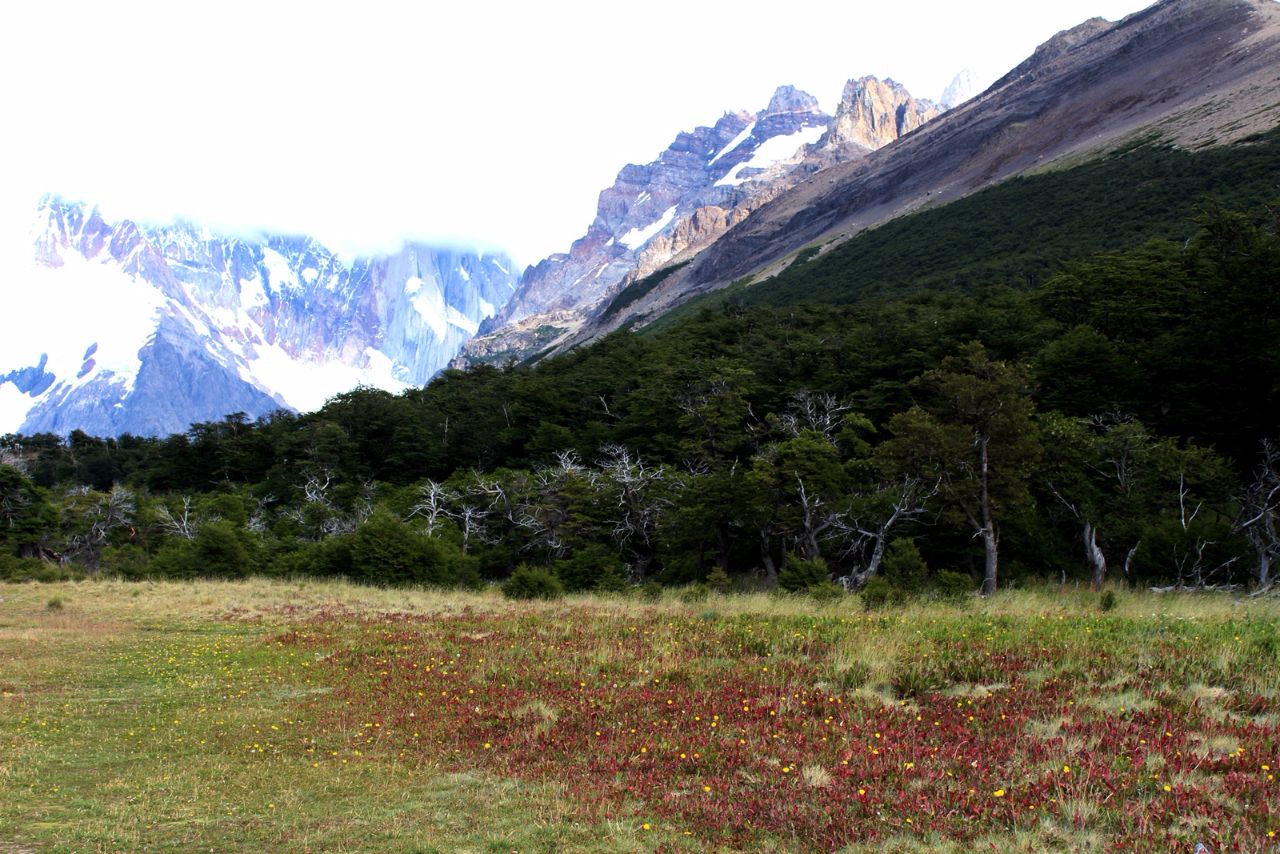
[1,0,1156,269]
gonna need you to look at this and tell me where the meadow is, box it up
[1,579,1277,852]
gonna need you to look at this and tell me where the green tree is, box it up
[883,343,1040,595]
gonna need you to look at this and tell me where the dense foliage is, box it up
[3,183,1277,596]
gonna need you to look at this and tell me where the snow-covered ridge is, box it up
[0,197,519,436]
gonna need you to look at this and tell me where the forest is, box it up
[2,199,1278,600]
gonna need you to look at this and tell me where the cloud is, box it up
[2,1,1153,267]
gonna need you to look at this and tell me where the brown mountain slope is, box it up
[564,0,1280,346]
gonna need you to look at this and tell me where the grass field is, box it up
[1,579,1277,853]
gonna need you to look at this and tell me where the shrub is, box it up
[860,575,897,611]
[593,563,630,594]
[554,545,625,593]
[100,545,150,580]
[639,581,664,602]
[501,565,564,600]
[933,570,973,603]
[1100,589,1118,612]
[679,583,709,603]
[192,522,254,579]
[882,538,929,597]
[351,511,464,586]
[705,566,732,594]
[46,596,64,611]
[808,580,847,603]
[778,554,829,593]
[1,552,59,582]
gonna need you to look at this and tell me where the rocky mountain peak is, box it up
[824,76,941,150]
[763,85,821,117]
[940,69,977,109]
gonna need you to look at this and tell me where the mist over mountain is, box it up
[1,198,517,436]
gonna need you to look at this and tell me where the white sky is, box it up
[0,0,1155,269]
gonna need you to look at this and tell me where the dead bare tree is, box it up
[62,485,137,567]
[1150,474,1239,592]
[155,495,198,541]
[0,442,28,475]
[406,480,456,536]
[838,477,938,589]
[779,392,852,443]
[1237,438,1279,593]
[599,444,676,580]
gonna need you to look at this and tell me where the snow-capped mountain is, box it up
[0,197,517,436]
[459,79,938,366]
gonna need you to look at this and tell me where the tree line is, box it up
[2,205,1277,598]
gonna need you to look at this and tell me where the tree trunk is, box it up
[980,527,999,596]
[978,436,999,597]
[1084,521,1107,590]
[760,530,778,588]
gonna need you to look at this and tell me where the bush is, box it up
[554,545,625,593]
[705,566,732,594]
[933,569,973,603]
[593,563,630,594]
[639,581,664,602]
[778,554,829,593]
[501,565,564,600]
[679,583,709,603]
[351,511,463,586]
[808,580,847,603]
[0,552,77,583]
[883,539,929,597]
[860,575,897,611]
[1100,589,1118,612]
[46,596,64,611]
[192,522,255,578]
[100,545,150,580]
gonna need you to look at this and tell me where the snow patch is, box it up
[458,266,471,282]
[490,258,508,274]
[261,248,296,290]
[240,271,269,309]
[0,383,35,433]
[619,206,677,251]
[714,125,825,187]
[0,249,165,430]
[478,297,496,318]
[239,339,409,413]
[446,306,478,336]
[708,121,756,165]
[404,275,423,296]
[410,276,448,339]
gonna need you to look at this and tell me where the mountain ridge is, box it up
[1,197,518,436]
[554,0,1280,350]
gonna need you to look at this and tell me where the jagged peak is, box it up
[761,85,822,118]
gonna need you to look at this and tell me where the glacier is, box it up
[0,197,519,436]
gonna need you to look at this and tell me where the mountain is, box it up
[0,198,517,437]
[940,70,976,109]
[458,80,939,366]
[557,0,1280,348]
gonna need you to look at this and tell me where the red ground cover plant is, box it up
[271,606,1279,851]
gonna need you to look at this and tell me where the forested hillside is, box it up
[3,184,1277,597]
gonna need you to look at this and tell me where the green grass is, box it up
[2,579,1277,851]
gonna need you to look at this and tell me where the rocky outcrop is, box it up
[823,77,940,151]
[459,77,939,368]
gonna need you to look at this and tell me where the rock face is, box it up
[459,78,938,367]
[0,197,518,436]
[824,78,939,150]
[558,0,1280,347]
